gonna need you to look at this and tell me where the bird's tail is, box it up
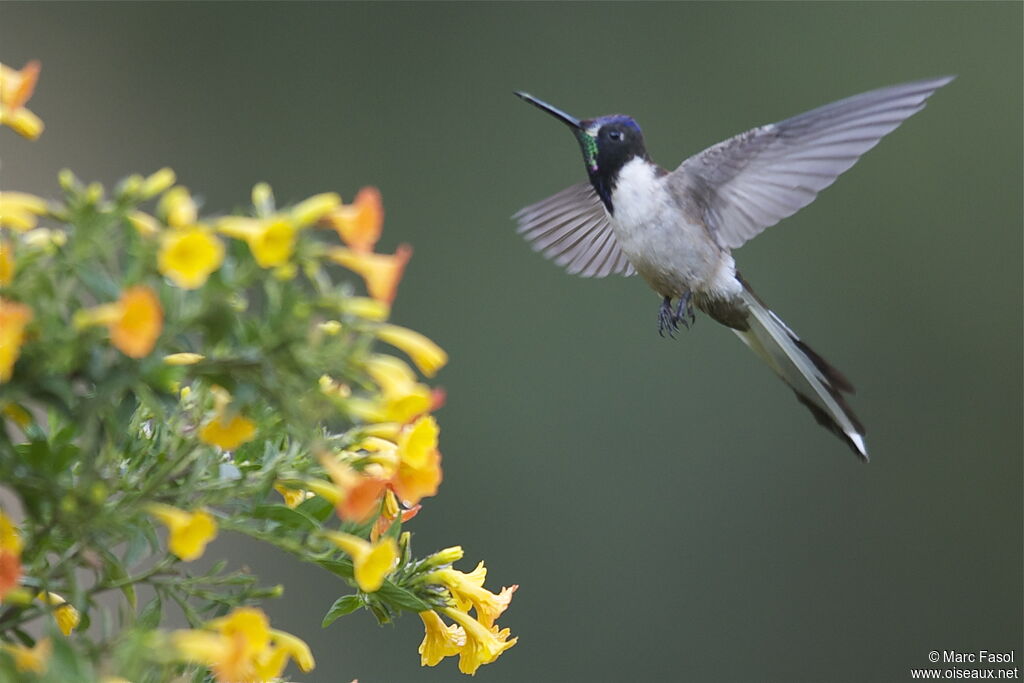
[729,277,867,460]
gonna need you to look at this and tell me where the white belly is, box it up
[609,158,730,298]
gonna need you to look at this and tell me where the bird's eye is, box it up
[608,130,623,141]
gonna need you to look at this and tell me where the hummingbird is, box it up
[513,77,953,460]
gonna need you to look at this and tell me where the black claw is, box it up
[658,296,678,338]
[657,293,695,337]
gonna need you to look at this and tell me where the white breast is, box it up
[609,158,727,298]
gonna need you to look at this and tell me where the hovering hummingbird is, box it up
[513,77,953,460]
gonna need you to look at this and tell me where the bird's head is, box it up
[515,92,648,182]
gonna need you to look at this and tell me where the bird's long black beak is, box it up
[515,91,582,130]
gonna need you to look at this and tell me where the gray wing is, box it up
[675,76,954,250]
[513,182,635,277]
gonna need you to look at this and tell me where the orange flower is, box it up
[0,298,32,383]
[0,60,44,139]
[0,510,23,600]
[327,244,412,305]
[110,286,163,358]
[371,490,420,542]
[322,186,384,252]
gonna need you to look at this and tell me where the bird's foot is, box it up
[675,291,696,329]
[657,293,695,338]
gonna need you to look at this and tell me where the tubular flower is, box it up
[0,191,48,232]
[199,387,257,450]
[36,592,80,636]
[199,412,256,450]
[371,490,420,542]
[427,563,517,628]
[339,296,390,321]
[274,483,313,508]
[163,352,205,365]
[348,354,433,424]
[318,450,387,522]
[290,192,341,228]
[375,323,448,377]
[158,226,225,289]
[157,186,198,228]
[147,504,218,561]
[0,298,32,383]
[173,607,314,682]
[418,610,466,667]
[322,531,398,593]
[0,510,23,599]
[322,186,384,252]
[139,167,176,199]
[0,60,43,139]
[110,286,164,358]
[327,244,412,305]
[217,216,297,268]
[0,238,13,285]
[442,606,518,675]
[391,415,443,505]
[0,638,51,674]
[75,286,164,358]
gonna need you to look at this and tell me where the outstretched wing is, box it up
[513,182,635,278]
[675,76,954,250]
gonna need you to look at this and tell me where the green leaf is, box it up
[322,594,364,627]
[98,548,135,610]
[249,504,318,532]
[316,558,354,579]
[298,495,335,523]
[375,580,432,613]
[137,594,163,630]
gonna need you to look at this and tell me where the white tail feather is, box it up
[734,285,867,459]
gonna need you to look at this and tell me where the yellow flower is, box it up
[218,216,297,268]
[322,186,384,252]
[0,638,50,674]
[37,592,80,635]
[0,60,44,139]
[0,298,32,383]
[0,191,48,232]
[158,227,225,289]
[418,610,465,667]
[163,352,205,366]
[274,483,313,508]
[375,324,447,377]
[199,413,256,450]
[139,167,176,199]
[290,192,341,228]
[267,628,315,673]
[427,564,517,628]
[173,608,314,682]
[157,186,198,228]
[391,415,443,505]
[340,296,390,321]
[0,509,23,600]
[322,531,398,593]
[0,238,13,285]
[147,504,217,561]
[127,210,161,237]
[442,607,517,675]
[348,354,433,424]
[327,244,412,305]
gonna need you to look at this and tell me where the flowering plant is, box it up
[0,61,516,681]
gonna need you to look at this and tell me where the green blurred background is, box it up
[2,2,1021,681]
